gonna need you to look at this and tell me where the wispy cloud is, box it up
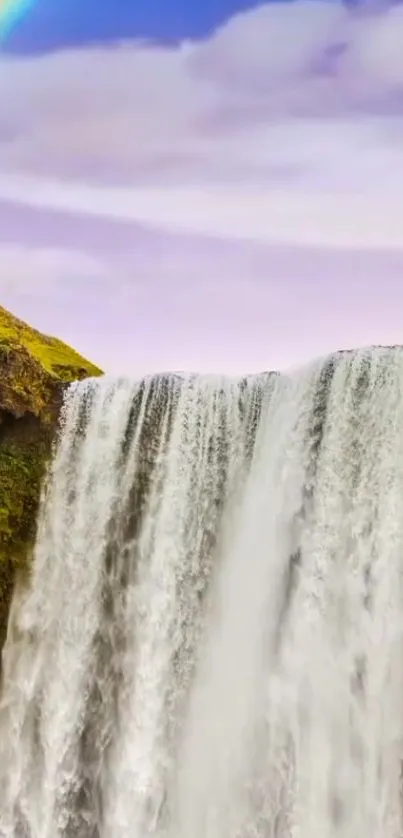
[0,243,107,296]
[1,173,402,250]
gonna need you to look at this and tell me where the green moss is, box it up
[0,305,103,654]
[0,305,102,383]
[0,443,43,548]
[0,440,50,651]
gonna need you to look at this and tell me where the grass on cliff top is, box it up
[0,305,103,383]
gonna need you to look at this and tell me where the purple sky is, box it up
[1,1,403,374]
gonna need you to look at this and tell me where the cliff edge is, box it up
[0,305,102,651]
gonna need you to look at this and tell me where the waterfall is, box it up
[1,349,403,838]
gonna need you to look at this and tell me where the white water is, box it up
[1,351,403,838]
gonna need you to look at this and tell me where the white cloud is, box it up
[1,1,403,181]
[0,2,402,256]
[188,1,348,85]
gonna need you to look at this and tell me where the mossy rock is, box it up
[0,305,103,654]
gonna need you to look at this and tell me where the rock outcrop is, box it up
[0,305,102,651]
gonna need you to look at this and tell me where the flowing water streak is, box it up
[101,375,256,838]
[0,378,141,838]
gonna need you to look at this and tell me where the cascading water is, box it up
[1,349,403,838]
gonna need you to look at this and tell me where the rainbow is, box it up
[0,0,35,40]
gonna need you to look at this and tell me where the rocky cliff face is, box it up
[0,305,102,652]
